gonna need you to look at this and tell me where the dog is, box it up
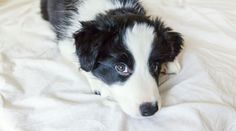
[40,0,183,118]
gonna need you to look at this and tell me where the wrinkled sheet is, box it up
[0,0,236,131]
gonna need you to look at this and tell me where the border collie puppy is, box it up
[40,0,183,117]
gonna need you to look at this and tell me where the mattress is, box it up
[0,0,236,131]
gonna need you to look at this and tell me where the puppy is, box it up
[40,0,183,117]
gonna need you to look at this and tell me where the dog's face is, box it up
[74,14,183,117]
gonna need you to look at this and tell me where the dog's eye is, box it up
[152,62,159,72]
[115,62,130,76]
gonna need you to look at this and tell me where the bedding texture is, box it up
[0,0,236,131]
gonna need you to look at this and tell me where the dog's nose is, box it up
[140,102,158,117]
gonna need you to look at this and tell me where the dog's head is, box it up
[74,13,183,117]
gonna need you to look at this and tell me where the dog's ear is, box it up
[154,19,184,62]
[74,21,110,72]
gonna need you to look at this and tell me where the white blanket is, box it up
[0,0,236,131]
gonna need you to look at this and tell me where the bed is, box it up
[0,0,236,131]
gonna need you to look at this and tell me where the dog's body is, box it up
[41,0,183,117]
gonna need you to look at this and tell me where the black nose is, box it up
[140,102,158,117]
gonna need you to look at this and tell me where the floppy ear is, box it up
[74,21,108,72]
[154,20,184,62]
[163,30,183,61]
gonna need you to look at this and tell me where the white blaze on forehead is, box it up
[124,23,155,70]
[122,23,158,99]
[108,23,161,117]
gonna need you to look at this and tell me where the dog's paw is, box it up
[167,60,181,74]
[94,90,101,96]
[92,88,112,99]
[161,59,181,75]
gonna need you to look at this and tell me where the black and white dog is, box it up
[40,0,183,117]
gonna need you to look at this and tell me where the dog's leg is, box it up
[58,39,78,66]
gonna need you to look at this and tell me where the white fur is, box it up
[107,23,161,117]
[166,59,181,74]
[58,38,82,71]
[75,23,162,117]
[160,55,181,75]
[58,0,180,117]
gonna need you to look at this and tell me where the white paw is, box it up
[167,60,181,74]
[161,59,181,75]
[82,71,113,99]
[93,88,111,98]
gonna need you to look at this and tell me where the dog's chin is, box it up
[100,91,161,119]
[120,101,161,118]
[102,97,147,118]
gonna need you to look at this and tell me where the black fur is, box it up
[74,12,183,84]
[74,19,135,84]
[40,0,79,39]
[40,0,183,85]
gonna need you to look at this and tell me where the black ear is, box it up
[74,21,108,72]
[163,31,183,61]
[154,19,184,62]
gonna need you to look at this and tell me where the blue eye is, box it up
[114,62,131,76]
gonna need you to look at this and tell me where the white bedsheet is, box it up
[0,0,236,131]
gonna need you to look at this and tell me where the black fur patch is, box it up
[74,18,135,84]
[149,19,184,81]
[74,12,183,85]
[40,0,79,39]
[41,0,184,85]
